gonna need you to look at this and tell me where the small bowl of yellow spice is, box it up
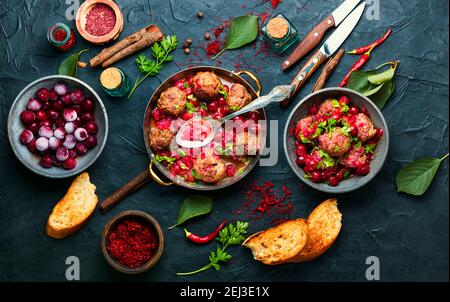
[100,67,133,97]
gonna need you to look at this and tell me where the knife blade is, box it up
[281,0,362,71]
[281,2,366,106]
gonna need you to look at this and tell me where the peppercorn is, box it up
[204,32,211,40]
[184,48,190,55]
[197,12,204,18]
[183,38,193,49]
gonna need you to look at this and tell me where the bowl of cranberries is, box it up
[7,75,108,178]
[284,88,389,193]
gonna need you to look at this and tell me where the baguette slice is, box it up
[46,172,98,239]
[289,198,342,263]
[243,219,309,265]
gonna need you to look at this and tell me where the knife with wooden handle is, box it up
[281,0,362,71]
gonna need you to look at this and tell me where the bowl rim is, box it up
[100,210,164,274]
[7,75,109,179]
[283,87,390,194]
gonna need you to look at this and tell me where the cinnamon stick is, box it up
[90,24,164,68]
[312,48,345,92]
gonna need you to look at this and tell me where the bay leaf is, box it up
[168,195,213,229]
[58,49,88,77]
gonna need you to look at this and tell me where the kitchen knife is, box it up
[281,0,362,71]
[281,2,366,107]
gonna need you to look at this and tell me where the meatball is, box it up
[192,71,222,101]
[234,132,260,155]
[226,83,251,110]
[296,115,318,140]
[355,113,377,142]
[318,99,340,116]
[318,128,351,157]
[150,127,174,150]
[340,145,366,168]
[192,155,226,183]
[157,86,186,116]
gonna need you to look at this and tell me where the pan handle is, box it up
[100,161,173,213]
[234,70,262,97]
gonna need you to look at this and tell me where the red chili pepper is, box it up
[184,220,227,244]
[348,28,392,55]
[339,46,375,87]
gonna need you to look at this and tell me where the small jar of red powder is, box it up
[47,23,76,52]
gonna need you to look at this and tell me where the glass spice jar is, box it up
[47,23,76,52]
[100,67,133,97]
[261,14,299,54]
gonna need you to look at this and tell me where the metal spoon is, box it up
[176,85,293,149]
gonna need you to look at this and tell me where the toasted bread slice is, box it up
[289,198,342,263]
[243,219,309,265]
[46,172,98,239]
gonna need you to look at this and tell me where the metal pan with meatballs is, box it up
[148,71,262,185]
[293,95,383,187]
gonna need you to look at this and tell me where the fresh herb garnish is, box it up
[331,99,340,108]
[183,82,190,89]
[177,221,249,275]
[128,35,178,98]
[177,149,187,157]
[185,102,196,113]
[155,155,176,167]
[229,105,239,112]
[200,102,208,110]
[219,89,229,98]
[364,143,377,153]
[317,150,336,169]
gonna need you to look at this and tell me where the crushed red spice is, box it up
[85,3,116,37]
[234,181,294,225]
[53,29,67,42]
[107,219,157,268]
[205,41,222,57]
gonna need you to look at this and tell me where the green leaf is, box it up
[396,156,447,196]
[363,83,384,97]
[58,49,88,77]
[370,79,395,109]
[368,66,395,84]
[168,195,213,229]
[347,70,377,93]
[212,15,258,59]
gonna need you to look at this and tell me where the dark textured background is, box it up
[0,0,448,282]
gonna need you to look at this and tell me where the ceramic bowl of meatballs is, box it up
[8,75,108,178]
[284,87,389,193]
[143,66,267,190]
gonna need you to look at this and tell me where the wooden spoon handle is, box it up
[100,170,151,213]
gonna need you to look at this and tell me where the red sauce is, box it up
[85,3,116,37]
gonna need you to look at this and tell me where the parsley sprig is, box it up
[177,221,249,276]
[128,35,178,98]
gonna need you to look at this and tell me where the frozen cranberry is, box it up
[40,120,52,128]
[54,127,66,140]
[331,112,341,120]
[20,111,35,125]
[303,166,314,173]
[48,137,62,150]
[232,116,245,123]
[212,113,223,120]
[70,89,85,104]
[72,105,81,116]
[374,128,383,141]
[52,157,63,167]
[74,127,88,141]
[75,143,88,156]
[63,108,77,122]
[223,85,229,93]
[27,98,41,112]
[49,89,58,101]
[69,149,78,159]
[42,101,52,111]
[47,110,59,121]
[356,163,370,175]
[19,129,34,144]
[26,122,40,135]
[51,100,64,112]
[199,108,208,117]
[336,171,345,181]
[309,104,318,115]
[339,95,350,105]
[349,106,359,115]
[175,80,185,90]
[80,98,95,112]
[310,171,322,183]
[296,144,308,156]
[181,112,192,121]
[170,163,181,175]
[63,134,76,149]
[152,108,163,121]
[296,155,306,167]
[327,176,339,186]
[84,135,97,149]
[190,99,200,107]
[225,163,236,177]
[27,139,37,153]
[35,110,47,122]
[54,118,64,128]
[39,155,53,168]
[36,88,49,103]
[64,122,76,134]
[248,111,259,123]
[61,94,72,106]
[39,126,53,138]
[80,112,95,124]
[305,156,317,168]
[207,101,218,113]
[218,106,229,116]
[53,82,67,96]
[184,87,193,95]
[218,97,226,105]
[350,126,358,137]
[63,157,77,170]
[85,121,98,134]
[36,137,49,152]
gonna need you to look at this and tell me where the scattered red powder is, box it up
[107,219,157,268]
[270,0,282,8]
[205,41,222,57]
[234,181,294,226]
[53,29,67,42]
[85,3,116,37]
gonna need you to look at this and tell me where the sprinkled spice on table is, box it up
[85,3,117,37]
[107,219,157,268]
